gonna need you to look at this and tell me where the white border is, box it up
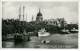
[1,0,79,2]
[0,0,2,48]
[0,0,79,51]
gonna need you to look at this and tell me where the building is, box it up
[36,9,43,22]
[44,18,67,27]
[44,19,57,26]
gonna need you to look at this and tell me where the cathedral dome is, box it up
[36,8,43,22]
[37,9,42,16]
[37,12,42,16]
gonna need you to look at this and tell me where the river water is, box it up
[2,34,78,48]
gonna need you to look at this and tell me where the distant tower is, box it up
[23,5,25,21]
[26,14,27,22]
[32,15,34,21]
[18,5,25,21]
[18,5,21,21]
[36,8,43,22]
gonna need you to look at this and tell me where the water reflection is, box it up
[2,36,40,48]
[3,41,15,48]
[3,41,77,48]
[2,41,40,48]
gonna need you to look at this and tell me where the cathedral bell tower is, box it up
[36,9,43,22]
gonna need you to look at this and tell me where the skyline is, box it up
[2,1,78,24]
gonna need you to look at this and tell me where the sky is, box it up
[2,1,78,24]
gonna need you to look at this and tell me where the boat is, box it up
[38,28,50,36]
[70,28,78,33]
[60,28,70,34]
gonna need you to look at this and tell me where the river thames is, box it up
[2,33,78,48]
